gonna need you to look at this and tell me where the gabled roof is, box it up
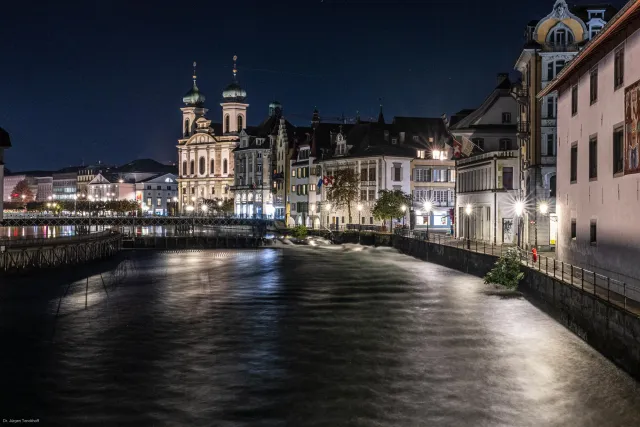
[392,117,452,146]
[449,77,514,131]
[139,173,178,184]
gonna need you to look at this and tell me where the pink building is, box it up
[541,1,640,289]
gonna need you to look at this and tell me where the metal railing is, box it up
[396,230,640,317]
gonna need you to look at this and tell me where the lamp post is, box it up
[465,204,472,250]
[515,201,524,248]
[401,204,407,230]
[325,202,331,230]
[73,194,78,215]
[357,204,363,232]
[423,201,433,241]
[310,205,316,229]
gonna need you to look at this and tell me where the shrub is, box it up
[291,225,308,240]
[484,248,524,290]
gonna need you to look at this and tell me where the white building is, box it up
[540,0,640,285]
[450,74,521,244]
[177,60,244,212]
[0,127,10,221]
[135,173,179,216]
[36,176,53,202]
[289,129,319,227]
[514,0,617,249]
[87,173,136,202]
[231,129,274,218]
[315,115,415,230]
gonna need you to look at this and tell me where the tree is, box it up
[11,180,34,203]
[484,248,525,290]
[325,167,360,223]
[202,198,234,215]
[372,189,411,231]
[291,225,308,240]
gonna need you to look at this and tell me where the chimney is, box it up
[497,73,509,85]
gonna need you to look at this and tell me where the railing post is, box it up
[581,268,584,291]
[546,257,548,275]
[624,283,627,311]
[570,264,573,286]
[538,254,541,271]
[593,271,596,296]
[475,240,477,253]
[607,277,610,302]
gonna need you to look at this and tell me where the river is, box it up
[1,245,639,426]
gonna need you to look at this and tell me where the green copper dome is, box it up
[222,82,246,102]
[183,82,206,106]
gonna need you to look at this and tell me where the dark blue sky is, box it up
[0,0,625,171]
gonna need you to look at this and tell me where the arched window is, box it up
[547,23,574,47]
[182,161,187,176]
[237,115,243,131]
[223,159,228,174]
[184,119,190,137]
[225,115,230,133]
[210,159,215,175]
[550,175,557,198]
[190,160,195,175]
[199,157,206,175]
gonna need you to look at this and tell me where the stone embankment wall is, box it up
[121,236,270,250]
[378,233,640,379]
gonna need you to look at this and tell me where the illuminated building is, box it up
[540,0,640,288]
[513,0,617,249]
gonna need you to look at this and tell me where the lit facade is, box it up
[177,59,245,212]
[231,130,274,217]
[450,74,520,244]
[542,0,640,287]
[514,0,616,249]
[52,172,78,201]
[36,176,53,202]
[135,173,179,216]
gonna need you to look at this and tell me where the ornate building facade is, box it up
[177,58,248,211]
[514,0,616,249]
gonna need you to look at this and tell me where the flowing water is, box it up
[1,245,639,426]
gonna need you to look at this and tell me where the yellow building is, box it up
[513,0,616,249]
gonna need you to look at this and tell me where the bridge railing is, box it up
[0,230,118,249]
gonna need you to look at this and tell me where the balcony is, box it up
[542,43,580,53]
[456,149,518,166]
[513,86,529,104]
[517,121,530,137]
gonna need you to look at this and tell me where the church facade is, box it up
[177,58,248,212]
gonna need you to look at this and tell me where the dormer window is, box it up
[590,25,603,39]
[588,10,604,20]
[416,150,425,159]
[391,138,397,144]
[412,135,419,142]
[547,24,574,47]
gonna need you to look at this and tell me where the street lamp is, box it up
[357,204,363,231]
[515,200,524,248]
[201,204,208,215]
[186,205,194,215]
[423,201,433,240]
[465,204,472,250]
[401,204,407,229]
[539,202,549,215]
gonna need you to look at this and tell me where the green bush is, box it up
[484,248,524,290]
[291,225,308,240]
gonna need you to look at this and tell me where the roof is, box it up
[571,3,618,22]
[114,158,178,174]
[0,127,11,148]
[539,0,640,98]
[5,170,53,177]
[450,76,514,131]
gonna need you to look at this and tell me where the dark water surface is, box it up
[1,246,639,426]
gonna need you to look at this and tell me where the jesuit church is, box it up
[177,57,247,211]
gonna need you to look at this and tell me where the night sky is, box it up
[0,0,626,171]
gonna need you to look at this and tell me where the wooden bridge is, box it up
[0,230,122,275]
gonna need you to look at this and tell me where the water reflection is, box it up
[1,247,639,426]
[0,225,77,239]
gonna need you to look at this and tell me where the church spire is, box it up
[232,55,238,83]
[312,106,320,129]
[356,110,361,124]
[192,61,197,85]
[377,99,385,124]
